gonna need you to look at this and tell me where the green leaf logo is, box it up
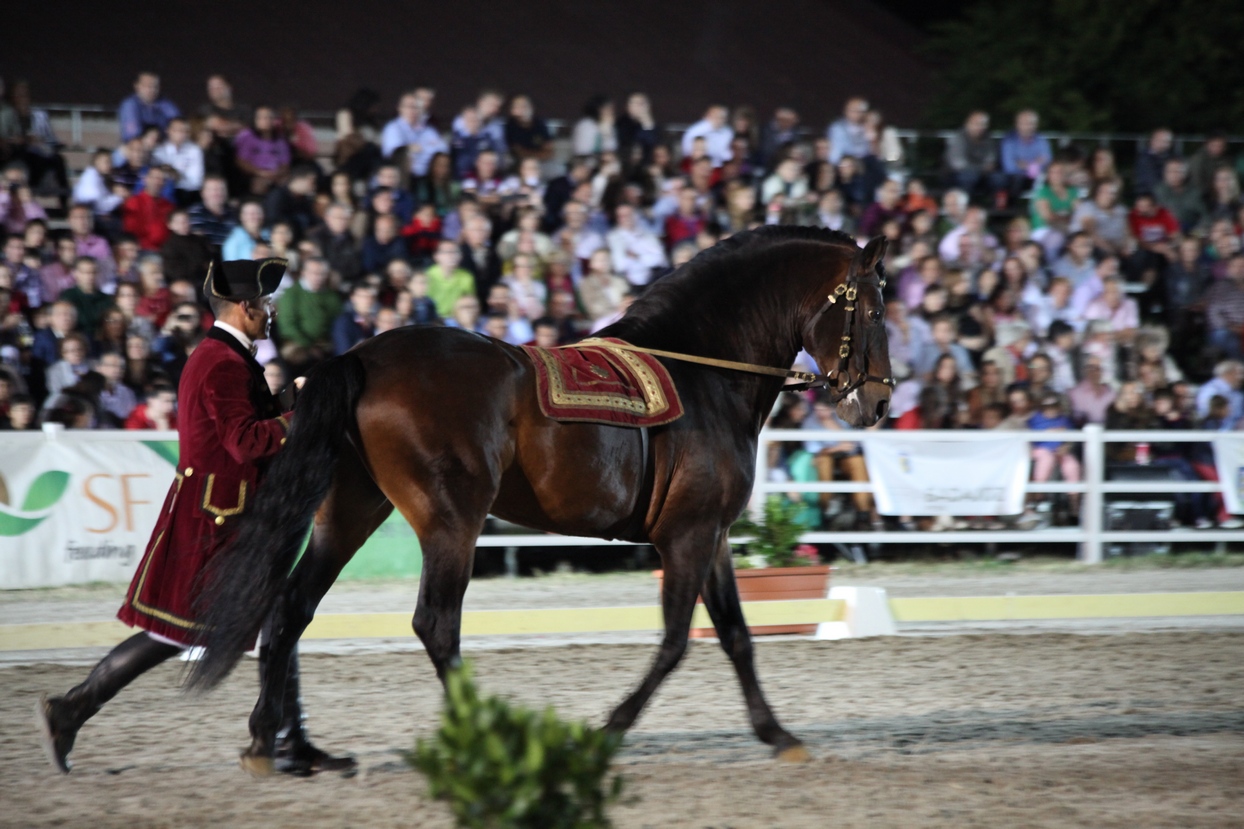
[0,471,70,536]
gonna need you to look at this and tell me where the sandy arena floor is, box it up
[1,630,1242,828]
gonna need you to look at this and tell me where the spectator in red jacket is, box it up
[123,383,177,430]
[1128,192,1181,264]
[121,166,175,250]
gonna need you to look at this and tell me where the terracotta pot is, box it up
[653,564,832,638]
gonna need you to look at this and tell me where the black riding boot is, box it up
[37,632,180,772]
[260,647,357,776]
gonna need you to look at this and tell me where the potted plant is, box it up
[656,497,832,637]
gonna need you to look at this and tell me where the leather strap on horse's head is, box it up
[789,263,895,402]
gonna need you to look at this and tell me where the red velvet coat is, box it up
[118,327,291,645]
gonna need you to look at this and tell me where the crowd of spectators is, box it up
[1,74,1243,529]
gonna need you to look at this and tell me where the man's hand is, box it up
[294,377,306,390]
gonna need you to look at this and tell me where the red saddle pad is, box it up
[521,337,684,427]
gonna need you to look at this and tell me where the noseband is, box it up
[588,268,894,405]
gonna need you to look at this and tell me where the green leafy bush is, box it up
[731,496,818,568]
[408,663,626,829]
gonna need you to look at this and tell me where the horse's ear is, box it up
[855,236,888,274]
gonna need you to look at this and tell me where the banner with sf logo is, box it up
[863,435,1030,517]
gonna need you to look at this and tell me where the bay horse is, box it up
[188,226,893,771]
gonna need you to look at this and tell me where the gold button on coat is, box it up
[214,516,225,526]
[184,468,194,476]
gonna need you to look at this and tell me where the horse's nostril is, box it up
[875,399,889,420]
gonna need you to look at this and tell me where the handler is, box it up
[37,258,354,777]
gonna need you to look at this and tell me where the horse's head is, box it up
[802,236,894,427]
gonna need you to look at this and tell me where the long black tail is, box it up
[185,352,366,690]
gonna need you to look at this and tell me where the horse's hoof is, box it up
[239,751,276,778]
[776,744,813,763]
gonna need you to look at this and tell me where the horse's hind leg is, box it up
[242,447,393,775]
[700,539,807,760]
[605,526,720,733]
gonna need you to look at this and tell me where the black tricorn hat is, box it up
[204,258,287,302]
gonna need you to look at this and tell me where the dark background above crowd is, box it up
[2,0,935,128]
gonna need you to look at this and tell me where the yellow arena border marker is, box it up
[0,600,845,652]
[889,592,1244,622]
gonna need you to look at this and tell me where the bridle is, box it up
[794,266,896,400]
[593,266,895,405]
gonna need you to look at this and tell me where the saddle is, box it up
[521,337,684,428]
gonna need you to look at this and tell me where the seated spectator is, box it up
[122,333,162,397]
[121,166,175,250]
[1195,359,1244,425]
[277,256,341,369]
[1128,193,1180,264]
[663,188,705,252]
[577,249,628,322]
[188,175,236,250]
[279,105,319,164]
[405,272,440,325]
[1029,160,1080,260]
[1206,167,1242,226]
[60,256,112,338]
[72,149,126,219]
[1000,109,1051,199]
[997,386,1035,430]
[401,203,444,263]
[606,203,666,287]
[444,294,483,334]
[682,104,733,168]
[263,164,319,238]
[497,206,553,264]
[457,215,500,297]
[1052,231,1097,289]
[382,92,448,177]
[858,179,903,238]
[133,254,172,328]
[93,306,129,358]
[530,315,561,347]
[937,206,998,267]
[234,105,290,194]
[40,235,79,302]
[153,117,204,204]
[1068,357,1116,425]
[425,239,476,318]
[1134,129,1175,195]
[1105,382,1159,460]
[124,382,177,430]
[31,300,79,368]
[571,95,618,157]
[966,359,1007,426]
[1153,158,1204,232]
[1071,180,1134,261]
[94,350,136,427]
[1028,393,1081,509]
[361,214,407,275]
[1202,254,1244,359]
[555,200,605,263]
[3,393,36,430]
[118,72,179,142]
[451,104,501,179]
[309,202,362,286]
[913,313,976,381]
[796,394,877,528]
[944,111,1003,199]
[0,167,47,236]
[332,283,377,354]
[159,209,214,286]
[222,199,268,261]
[1188,132,1230,200]
[46,333,92,395]
[1082,276,1140,347]
[369,163,416,224]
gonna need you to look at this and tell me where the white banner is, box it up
[863,435,1030,516]
[1213,435,1244,515]
[0,428,179,589]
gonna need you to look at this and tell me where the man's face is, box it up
[1151,129,1172,153]
[145,168,166,196]
[476,152,498,179]
[1070,236,1093,260]
[1029,358,1051,384]
[207,75,231,103]
[1016,111,1037,136]
[615,205,634,229]
[463,218,489,246]
[242,297,275,341]
[398,95,421,124]
[845,98,868,123]
[254,108,274,132]
[202,179,226,208]
[932,320,954,345]
[241,203,263,230]
[169,211,190,235]
[3,238,23,265]
[375,217,397,244]
[564,203,587,229]
[534,325,558,348]
[386,260,411,289]
[149,391,176,418]
[878,180,900,207]
[1163,160,1186,187]
[98,354,125,383]
[168,120,189,145]
[707,106,727,129]
[435,243,460,270]
[510,96,532,121]
[135,74,159,103]
[51,304,77,333]
[73,262,98,291]
[302,261,328,290]
[460,106,480,132]
[325,206,350,235]
[484,316,508,339]
[966,112,988,136]
[68,208,92,236]
[1097,257,1119,280]
[478,92,502,120]
[56,238,77,266]
[351,288,376,316]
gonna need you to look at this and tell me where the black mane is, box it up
[601,225,859,358]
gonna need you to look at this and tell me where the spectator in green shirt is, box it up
[59,257,114,340]
[276,256,341,372]
[424,239,477,318]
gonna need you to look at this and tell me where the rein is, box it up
[593,269,895,404]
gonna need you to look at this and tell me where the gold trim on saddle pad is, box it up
[529,340,671,419]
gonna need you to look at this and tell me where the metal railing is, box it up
[475,426,1244,565]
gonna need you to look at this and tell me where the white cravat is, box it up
[213,320,255,355]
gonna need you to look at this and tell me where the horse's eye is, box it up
[869,308,883,323]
